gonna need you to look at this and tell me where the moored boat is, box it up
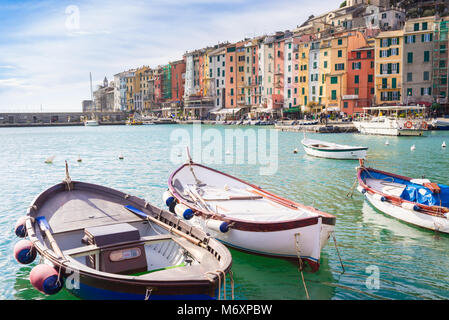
[353,106,428,136]
[356,160,449,233]
[12,164,233,300]
[431,119,449,130]
[165,157,336,272]
[301,138,368,160]
[84,119,99,126]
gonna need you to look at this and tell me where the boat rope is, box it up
[229,270,235,300]
[294,233,310,300]
[331,232,345,274]
[144,288,153,301]
[346,178,358,198]
[56,264,63,287]
[216,270,227,300]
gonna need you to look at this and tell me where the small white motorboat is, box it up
[357,159,449,233]
[164,155,336,272]
[84,119,99,126]
[301,138,368,160]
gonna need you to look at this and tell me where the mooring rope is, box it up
[331,232,345,274]
[294,233,310,300]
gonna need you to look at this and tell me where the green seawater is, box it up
[1,124,449,300]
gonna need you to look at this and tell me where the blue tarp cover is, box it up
[362,170,449,207]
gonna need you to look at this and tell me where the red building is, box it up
[343,46,375,116]
[170,60,186,102]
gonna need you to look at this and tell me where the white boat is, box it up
[164,157,336,272]
[431,119,449,130]
[353,106,428,136]
[301,138,368,160]
[84,119,99,126]
[357,160,449,233]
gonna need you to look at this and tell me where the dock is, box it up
[275,123,358,133]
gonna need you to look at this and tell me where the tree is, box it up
[340,1,347,8]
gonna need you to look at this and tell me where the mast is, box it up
[89,72,93,110]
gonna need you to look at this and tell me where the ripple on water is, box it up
[1,126,449,299]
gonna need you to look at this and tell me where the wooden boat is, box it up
[356,159,449,233]
[301,138,368,160]
[13,164,233,300]
[165,158,336,272]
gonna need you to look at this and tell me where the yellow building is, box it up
[374,30,404,105]
[296,39,309,108]
[324,31,367,112]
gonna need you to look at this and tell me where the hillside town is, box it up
[83,0,449,121]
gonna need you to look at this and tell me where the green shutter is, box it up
[392,78,397,89]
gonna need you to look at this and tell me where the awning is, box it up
[283,107,301,113]
[325,107,340,112]
[211,108,242,114]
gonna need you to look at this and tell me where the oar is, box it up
[35,216,65,259]
[124,205,207,248]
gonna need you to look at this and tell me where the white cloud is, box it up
[0,0,335,112]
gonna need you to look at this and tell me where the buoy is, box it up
[410,144,416,151]
[14,216,28,238]
[14,240,37,264]
[119,153,124,160]
[373,194,387,202]
[226,150,230,155]
[45,156,55,164]
[29,264,63,295]
[206,219,230,233]
[442,141,446,148]
[77,155,82,162]
[293,148,298,154]
[357,186,366,194]
[401,202,421,211]
[162,190,175,207]
[385,140,389,146]
[174,203,194,220]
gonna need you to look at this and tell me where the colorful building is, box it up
[402,16,436,106]
[343,46,375,115]
[375,29,404,105]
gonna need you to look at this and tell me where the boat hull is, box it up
[184,215,333,271]
[302,144,367,160]
[353,121,425,136]
[362,191,449,234]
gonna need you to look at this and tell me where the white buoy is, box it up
[44,156,55,164]
[77,155,82,162]
[119,153,124,160]
[226,150,230,155]
[442,141,446,148]
[293,148,298,154]
[385,140,389,145]
[410,144,416,151]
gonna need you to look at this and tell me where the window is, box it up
[407,52,413,63]
[356,52,361,59]
[368,75,373,82]
[330,76,338,84]
[413,23,419,31]
[422,33,432,42]
[338,39,342,45]
[405,35,416,44]
[407,72,413,82]
[367,50,372,58]
[343,102,348,109]
[424,51,430,62]
[407,88,413,96]
[335,63,345,71]
[338,50,342,57]
[324,61,328,68]
[354,88,359,95]
[331,90,337,100]
[422,22,428,31]
[423,71,429,81]
[354,75,359,84]
[392,78,397,89]
[230,66,233,73]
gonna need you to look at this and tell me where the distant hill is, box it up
[389,0,448,18]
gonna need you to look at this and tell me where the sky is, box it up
[0,0,337,112]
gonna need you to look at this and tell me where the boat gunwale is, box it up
[168,162,336,232]
[25,181,233,295]
[357,165,448,217]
